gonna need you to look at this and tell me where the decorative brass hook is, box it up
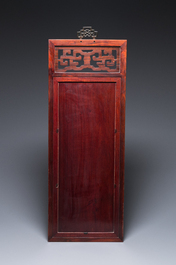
[77,26,98,39]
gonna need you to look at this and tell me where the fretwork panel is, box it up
[54,47,120,72]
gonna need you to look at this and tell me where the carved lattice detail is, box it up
[54,47,120,72]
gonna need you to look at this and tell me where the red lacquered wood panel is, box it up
[48,39,127,242]
[59,82,115,232]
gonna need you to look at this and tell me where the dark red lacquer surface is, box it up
[48,39,127,242]
[59,82,115,232]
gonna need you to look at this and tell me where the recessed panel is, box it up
[59,82,115,232]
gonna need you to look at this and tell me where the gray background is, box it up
[0,0,176,264]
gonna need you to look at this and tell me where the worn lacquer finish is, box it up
[48,39,127,242]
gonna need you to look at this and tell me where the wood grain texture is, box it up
[59,82,115,233]
[48,39,127,242]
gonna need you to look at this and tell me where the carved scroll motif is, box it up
[54,47,120,72]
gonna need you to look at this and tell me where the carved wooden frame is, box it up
[48,39,127,242]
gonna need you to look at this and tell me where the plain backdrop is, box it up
[0,0,176,264]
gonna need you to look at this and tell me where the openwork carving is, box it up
[55,47,120,72]
[77,26,98,39]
